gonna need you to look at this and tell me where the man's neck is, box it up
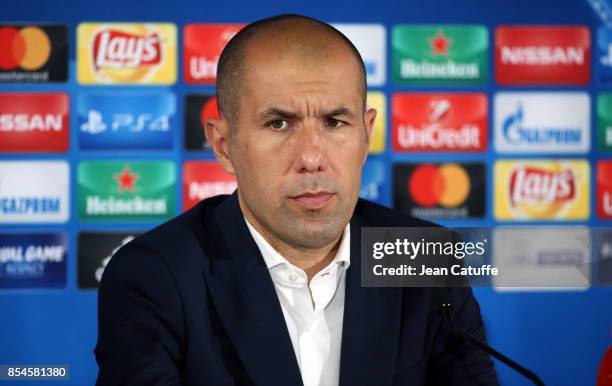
[239,203,343,282]
[275,236,342,281]
[249,219,342,282]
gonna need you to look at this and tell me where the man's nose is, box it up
[293,122,329,173]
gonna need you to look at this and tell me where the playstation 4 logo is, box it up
[80,110,106,134]
[78,92,175,150]
[80,110,170,134]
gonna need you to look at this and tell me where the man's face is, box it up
[218,42,375,250]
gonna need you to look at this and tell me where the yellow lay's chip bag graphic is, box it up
[366,92,386,153]
[77,23,177,84]
[494,159,590,220]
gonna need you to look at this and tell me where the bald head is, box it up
[216,14,367,131]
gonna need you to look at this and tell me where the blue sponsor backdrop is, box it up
[1,0,612,385]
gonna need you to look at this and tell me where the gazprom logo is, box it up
[494,92,590,154]
[0,161,69,223]
[502,104,582,145]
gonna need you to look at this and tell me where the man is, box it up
[95,14,499,386]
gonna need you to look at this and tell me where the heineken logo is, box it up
[114,165,139,192]
[78,161,176,220]
[429,30,451,56]
[393,25,488,85]
[85,196,167,216]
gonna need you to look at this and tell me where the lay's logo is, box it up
[92,29,162,69]
[495,160,589,220]
[78,23,176,84]
[509,166,576,207]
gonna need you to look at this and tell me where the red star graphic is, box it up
[114,165,139,192]
[428,30,452,56]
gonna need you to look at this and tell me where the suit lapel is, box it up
[201,193,303,386]
[339,214,404,386]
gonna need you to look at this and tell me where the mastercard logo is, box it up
[0,26,51,70]
[408,163,470,207]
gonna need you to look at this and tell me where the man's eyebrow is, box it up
[322,107,355,118]
[257,108,301,120]
[256,106,356,120]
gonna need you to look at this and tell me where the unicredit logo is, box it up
[408,163,470,208]
[93,29,162,69]
[509,166,576,206]
[392,93,487,152]
[597,161,612,219]
[183,24,244,84]
[397,97,481,150]
[0,26,51,70]
[188,29,235,80]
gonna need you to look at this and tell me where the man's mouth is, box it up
[290,191,335,210]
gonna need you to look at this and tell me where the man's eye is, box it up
[269,119,288,130]
[325,118,344,128]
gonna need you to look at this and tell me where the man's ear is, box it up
[205,115,236,175]
[362,107,377,165]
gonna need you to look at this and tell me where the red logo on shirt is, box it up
[495,26,590,85]
[0,92,69,152]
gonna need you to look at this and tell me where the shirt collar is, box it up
[243,217,351,272]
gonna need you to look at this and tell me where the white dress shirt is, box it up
[244,218,351,386]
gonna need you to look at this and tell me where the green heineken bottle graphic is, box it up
[598,93,612,152]
[392,25,488,85]
[78,161,176,220]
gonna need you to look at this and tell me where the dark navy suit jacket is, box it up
[95,192,499,386]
